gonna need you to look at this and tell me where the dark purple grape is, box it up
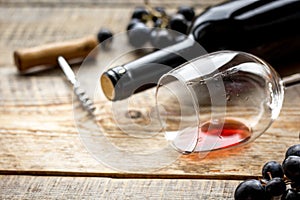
[262,161,284,180]
[283,156,300,181]
[150,29,174,49]
[265,177,286,197]
[131,7,149,22]
[234,179,268,200]
[177,6,195,21]
[286,144,300,158]
[168,14,188,34]
[97,28,113,49]
[127,22,150,47]
[281,189,300,200]
[127,18,142,32]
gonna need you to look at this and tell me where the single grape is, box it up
[285,144,300,158]
[262,161,284,180]
[127,19,142,31]
[131,7,149,22]
[150,28,174,49]
[177,6,195,21]
[234,179,268,200]
[283,156,300,182]
[127,22,150,48]
[168,14,188,34]
[265,177,286,197]
[97,28,113,49]
[281,189,300,200]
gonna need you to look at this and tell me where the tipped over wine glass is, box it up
[155,51,300,154]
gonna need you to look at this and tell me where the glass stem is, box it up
[282,73,300,88]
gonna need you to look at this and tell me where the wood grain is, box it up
[0,175,240,199]
[0,0,300,179]
[1,2,300,199]
[0,61,299,177]
[0,0,224,7]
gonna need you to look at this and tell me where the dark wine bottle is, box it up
[101,0,300,101]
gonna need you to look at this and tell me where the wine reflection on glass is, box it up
[155,51,300,154]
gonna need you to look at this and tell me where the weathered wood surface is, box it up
[1,5,299,177]
[0,1,300,199]
[0,0,224,7]
[0,175,239,199]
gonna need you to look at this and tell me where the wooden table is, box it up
[0,0,299,199]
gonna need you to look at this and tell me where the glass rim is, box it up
[155,68,201,154]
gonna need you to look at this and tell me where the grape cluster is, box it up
[234,144,300,200]
[126,4,195,49]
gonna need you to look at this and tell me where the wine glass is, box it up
[155,50,299,154]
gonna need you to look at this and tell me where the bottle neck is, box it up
[124,36,203,69]
[101,36,206,101]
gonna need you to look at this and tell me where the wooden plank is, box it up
[0,6,207,66]
[0,7,136,66]
[0,61,299,177]
[0,5,300,178]
[0,0,224,7]
[0,175,240,199]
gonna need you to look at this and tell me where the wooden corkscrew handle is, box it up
[13,36,98,73]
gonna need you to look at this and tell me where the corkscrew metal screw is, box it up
[57,56,96,115]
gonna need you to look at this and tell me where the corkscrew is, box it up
[57,56,96,115]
